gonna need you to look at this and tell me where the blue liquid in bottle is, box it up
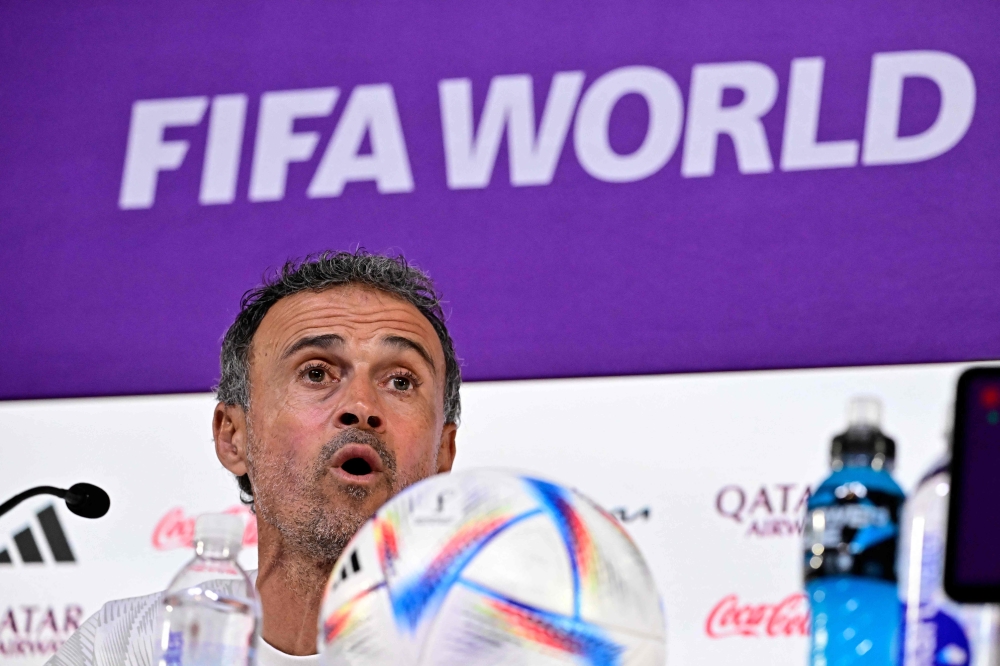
[805,397,905,666]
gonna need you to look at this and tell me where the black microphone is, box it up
[0,483,110,519]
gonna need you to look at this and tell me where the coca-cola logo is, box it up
[152,506,258,550]
[705,593,810,638]
[715,483,811,537]
[0,604,83,658]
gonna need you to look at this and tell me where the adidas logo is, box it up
[0,504,75,565]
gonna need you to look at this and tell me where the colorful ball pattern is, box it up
[318,469,666,666]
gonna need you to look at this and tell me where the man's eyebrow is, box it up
[382,335,436,371]
[281,333,345,360]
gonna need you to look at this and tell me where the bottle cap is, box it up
[847,396,882,429]
[194,513,245,551]
[945,401,955,451]
[831,396,896,468]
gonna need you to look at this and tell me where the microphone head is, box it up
[65,483,110,519]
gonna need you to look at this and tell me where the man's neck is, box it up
[255,522,335,656]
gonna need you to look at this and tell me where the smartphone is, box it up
[944,366,1000,602]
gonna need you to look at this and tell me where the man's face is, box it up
[216,284,456,563]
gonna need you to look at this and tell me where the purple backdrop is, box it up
[1,0,998,400]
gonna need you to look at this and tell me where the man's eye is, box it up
[392,376,412,391]
[306,368,326,382]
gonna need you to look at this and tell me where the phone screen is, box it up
[945,367,1000,602]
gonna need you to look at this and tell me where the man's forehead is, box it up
[253,284,443,362]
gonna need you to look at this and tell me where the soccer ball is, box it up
[317,469,666,665]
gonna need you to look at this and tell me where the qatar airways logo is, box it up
[118,50,976,209]
[705,593,809,638]
[151,506,257,550]
[715,483,811,537]
[0,605,84,659]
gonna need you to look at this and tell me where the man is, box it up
[48,250,462,666]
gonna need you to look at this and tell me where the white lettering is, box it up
[862,50,976,166]
[682,62,778,177]
[248,88,338,202]
[781,58,859,171]
[199,94,248,205]
[574,66,683,183]
[122,51,978,206]
[119,97,208,209]
[309,84,414,197]
[439,72,584,189]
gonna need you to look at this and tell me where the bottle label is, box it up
[161,636,251,666]
[899,604,971,666]
[804,475,903,582]
[163,631,183,666]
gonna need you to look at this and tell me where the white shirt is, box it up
[256,640,319,666]
[44,571,319,666]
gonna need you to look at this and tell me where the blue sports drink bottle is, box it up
[805,397,905,666]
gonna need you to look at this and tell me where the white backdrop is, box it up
[0,362,984,666]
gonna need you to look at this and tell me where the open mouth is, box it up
[328,443,384,483]
[341,457,373,476]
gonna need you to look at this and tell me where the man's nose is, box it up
[334,378,384,430]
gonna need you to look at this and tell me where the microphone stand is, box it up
[0,484,110,519]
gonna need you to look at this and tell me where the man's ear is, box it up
[214,402,249,476]
[436,423,458,474]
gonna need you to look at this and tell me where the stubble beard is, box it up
[246,420,421,574]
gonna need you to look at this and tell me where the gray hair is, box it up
[216,249,462,504]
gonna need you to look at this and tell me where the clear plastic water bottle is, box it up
[805,397,906,666]
[898,455,999,666]
[157,513,260,666]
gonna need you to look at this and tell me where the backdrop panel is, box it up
[1,1,998,399]
[0,362,976,666]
